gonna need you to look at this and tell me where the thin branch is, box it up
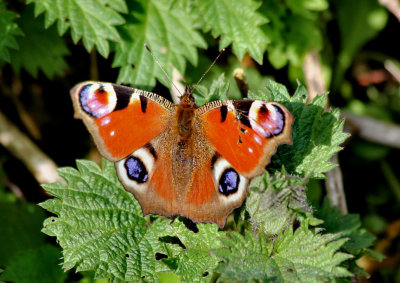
[379,0,400,22]
[344,112,400,149]
[303,50,348,214]
[233,68,249,98]
[303,51,326,103]
[0,110,62,184]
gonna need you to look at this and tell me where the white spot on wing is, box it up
[110,130,115,136]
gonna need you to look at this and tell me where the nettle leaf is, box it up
[113,0,206,89]
[10,7,69,79]
[214,225,352,282]
[0,3,23,62]
[193,73,230,106]
[26,0,125,57]
[165,220,225,282]
[40,159,225,282]
[249,80,349,178]
[194,0,269,64]
[247,169,321,236]
[315,199,382,258]
[40,159,170,281]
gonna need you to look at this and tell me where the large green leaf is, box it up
[214,225,352,282]
[10,7,69,78]
[113,0,206,89]
[194,0,269,64]
[26,0,125,57]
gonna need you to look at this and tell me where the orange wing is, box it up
[71,81,175,161]
[198,100,293,177]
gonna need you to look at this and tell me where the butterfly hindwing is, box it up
[71,81,175,161]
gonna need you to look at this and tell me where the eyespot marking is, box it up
[218,168,239,196]
[125,156,148,183]
[79,83,116,118]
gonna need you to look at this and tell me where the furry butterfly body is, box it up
[71,81,293,227]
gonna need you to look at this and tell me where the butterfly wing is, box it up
[71,81,175,161]
[198,100,293,177]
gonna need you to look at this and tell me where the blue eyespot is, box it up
[124,157,148,183]
[219,168,239,196]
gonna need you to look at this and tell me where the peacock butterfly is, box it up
[71,80,293,227]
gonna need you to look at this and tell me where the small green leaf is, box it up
[113,0,206,88]
[0,3,23,62]
[26,0,125,57]
[193,73,230,105]
[247,169,317,236]
[194,0,269,64]
[9,7,69,78]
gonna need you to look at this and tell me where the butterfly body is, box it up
[71,81,293,227]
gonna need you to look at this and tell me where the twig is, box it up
[303,50,348,214]
[303,51,326,103]
[379,0,400,22]
[344,112,400,149]
[0,111,62,184]
[233,68,249,98]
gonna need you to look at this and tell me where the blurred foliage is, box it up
[1,0,400,282]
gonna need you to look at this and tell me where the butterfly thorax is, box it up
[176,85,197,140]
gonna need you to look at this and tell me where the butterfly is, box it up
[71,81,293,227]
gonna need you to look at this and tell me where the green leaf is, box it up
[214,225,352,282]
[166,220,225,282]
[193,73,230,105]
[113,0,206,89]
[0,244,67,283]
[250,80,350,178]
[9,7,69,78]
[260,0,325,69]
[0,3,23,62]
[40,159,171,281]
[246,169,320,236]
[26,0,125,57]
[194,0,269,64]
[315,199,381,256]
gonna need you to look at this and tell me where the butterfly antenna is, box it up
[144,44,183,96]
[192,48,226,92]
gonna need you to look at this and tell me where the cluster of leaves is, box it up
[30,79,379,282]
[1,0,332,88]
